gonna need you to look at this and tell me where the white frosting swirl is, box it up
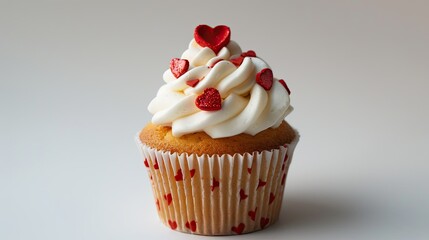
[148,38,292,138]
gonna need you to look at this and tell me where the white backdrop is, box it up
[1,0,428,239]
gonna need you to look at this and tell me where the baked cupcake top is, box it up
[148,25,293,139]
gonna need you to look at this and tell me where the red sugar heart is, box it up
[186,79,200,88]
[247,167,252,174]
[281,173,286,185]
[248,207,257,221]
[269,193,276,205]
[144,159,149,168]
[241,50,256,57]
[256,68,274,91]
[174,169,183,181]
[170,58,189,78]
[278,79,291,95]
[194,25,231,54]
[211,177,220,191]
[239,189,248,202]
[195,87,222,111]
[260,217,270,229]
[257,179,267,190]
[231,223,245,235]
[230,56,244,67]
[185,220,197,232]
[190,169,196,178]
[168,220,177,230]
[164,193,172,205]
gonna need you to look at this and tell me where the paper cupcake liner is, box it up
[136,132,299,235]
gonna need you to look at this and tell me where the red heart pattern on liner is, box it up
[257,179,267,189]
[190,169,196,178]
[239,189,248,202]
[194,25,231,54]
[185,220,197,232]
[143,159,149,168]
[174,169,183,181]
[170,58,189,78]
[163,193,172,205]
[231,223,245,235]
[256,68,274,91]
[195,88,222,111]
[248,207,257,221]
[260,217,270,229]
[153,159,159,170]
[269,193,276,205]
[168,220,177,230]
[211,178,220,191]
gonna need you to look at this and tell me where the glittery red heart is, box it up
[269,193,276,205]
[279,79,291,95]
[174,169,183,181]
[185,220,197,232]
[248,207,257,221]
[168,220,177,230]
[257,179,267,190]
[164,193,172,205]
[194,25,231,54]
[170,58,189,78]
[230,56,244,67]
[186,79,200,88]
[260,217,270,229]
[231,223,245,235]
[195,88,222,111]
[190,169,196,178]
[241,50,256,57]
[143,159,149,168]
[256,68,273,91]
[239,189,248,202]
[211,178,220,191]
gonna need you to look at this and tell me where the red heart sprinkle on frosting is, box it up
[256,68,273,90]
[170,58,189,78]
[186,79,200,88]
[211,177,220,191]
[248,207,257,221]
[194,25,231,54]
[278,79,291,95]
[269,193,276,204]
[195,87,222,111]
[174,169,183,181]
[231,223,245,234]
[168,220,177,230]
[143,159,149,168]
[185,220,197,232]
[260,217,270,229]
[239,189,248,202]
[230,56,244,67]
[241,50,256,57]
[164,193,172,205]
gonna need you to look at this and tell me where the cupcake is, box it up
[136,24,299,235]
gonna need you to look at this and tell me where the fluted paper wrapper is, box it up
[136,134,299,235]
